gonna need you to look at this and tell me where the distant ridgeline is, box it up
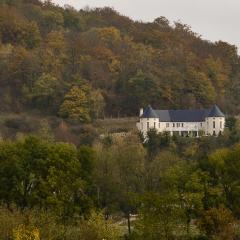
[0,0,239,122]
[137,105,225,137]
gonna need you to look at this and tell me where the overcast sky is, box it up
[52,0,239,51]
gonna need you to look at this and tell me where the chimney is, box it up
[140,108,144,117]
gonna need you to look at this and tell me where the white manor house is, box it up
[136,105,225,137]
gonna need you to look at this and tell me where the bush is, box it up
[198,206,236,240]
[4,117,38,132]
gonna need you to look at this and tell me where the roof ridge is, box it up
[140,105,224,121]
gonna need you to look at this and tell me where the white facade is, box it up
[204,117,225,136]
[136,106,225,137]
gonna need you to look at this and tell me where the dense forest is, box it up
[0,0,240,122]
[0,118,240,239]
[2,1,240,240]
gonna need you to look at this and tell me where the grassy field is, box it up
[93,117,137,134]
[0,112,138,144]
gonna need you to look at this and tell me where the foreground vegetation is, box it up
[0,117,240,239]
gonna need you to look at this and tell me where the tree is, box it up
[205,56,230,95]
[126,71,160,112]
[59,86,91,122]
[165,162,204,236]
[144,130,171,160]
[90,89,105,119]
[31,73,61,109]
[186,67,216,106]
[13,225,40,240]
[93,133,146,227]
[37,119,54,142]
[154,16,170,29]
[4,46,39,111]
[0,136,91,216]
[113,134,146,235]
[63,7,83,31]
[0,8,41,48]
[40,31,67,76]
[198,206,236,240]
[78,146,95,184]
[79,211,121,240]
[41,10,64,33]
[133,192,183,240]
[207,146,240,215]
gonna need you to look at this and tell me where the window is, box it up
[159,123,160,128]
[213,121,215,129]
[220,122,222,128]
[173,123,175,127]
[154,122,156,129]
[166,123,169,128]
[182,123,184,127]
[200,123,203,127]
[177,123,180,127]
[213,130,216,136]
[147,122,149,130]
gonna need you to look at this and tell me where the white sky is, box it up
[52,0,240,51]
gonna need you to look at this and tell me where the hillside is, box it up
[0,0,240,123]
[2,2,240,238]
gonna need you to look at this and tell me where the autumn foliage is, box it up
[0,0,240,121]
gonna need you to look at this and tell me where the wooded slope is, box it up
[0,0,240,121]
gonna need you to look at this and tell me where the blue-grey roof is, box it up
[141,105,158,118]
[207,105,225,117]
[140,105,224,122]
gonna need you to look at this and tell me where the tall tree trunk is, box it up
[127,212,131,235]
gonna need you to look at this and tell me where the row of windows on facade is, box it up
[144,121,223,130]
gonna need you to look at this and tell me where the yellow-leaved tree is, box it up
[13,225,40,240]
[59,86,91,122]
[80,211,121,240]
